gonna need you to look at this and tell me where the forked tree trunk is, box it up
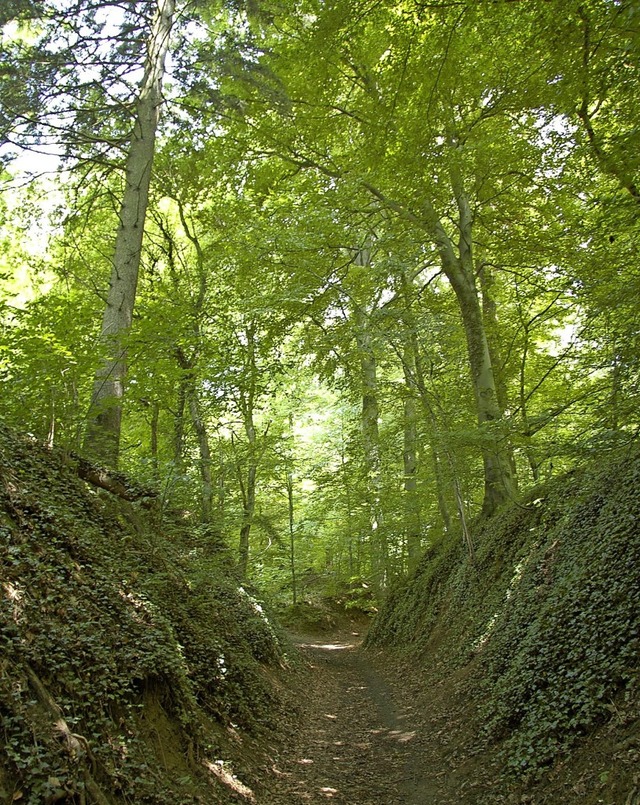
[83,0,175,466]
[424,168,517,517]
[366,173,518,517]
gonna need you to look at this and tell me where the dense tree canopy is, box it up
[1,0,638,596]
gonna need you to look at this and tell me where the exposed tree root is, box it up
[24,664,112,805]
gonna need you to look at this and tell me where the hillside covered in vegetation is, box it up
[368,446,640,803]
[0,425,290,804]
[2,425,638,805]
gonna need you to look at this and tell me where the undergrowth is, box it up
[367,446,640,782]
[0,426,286,803]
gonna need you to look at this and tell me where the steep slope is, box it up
[0,426,288,804]
[367,446,640,802]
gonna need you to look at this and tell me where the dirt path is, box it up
[249,626,640,805]
[258,631,446,805]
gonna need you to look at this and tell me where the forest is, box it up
[0,0,639,803]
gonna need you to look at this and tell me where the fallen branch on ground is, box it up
[72,455,157,506]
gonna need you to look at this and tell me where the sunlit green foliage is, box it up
[0,0,638,592]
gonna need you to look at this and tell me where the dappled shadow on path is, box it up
[259,632,439,804]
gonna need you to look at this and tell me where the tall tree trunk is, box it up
[83,0,175,466]
[216,435,226,533]
[398,269,422,572]
[286,413,297,605]
[187,390,213,524]
[286,471,297,606]
[354,304,388,592]
[238,449,257,578]
[432,447,453,534]
[448,264,517,516]
[427,167,517,516]
[479,260,510,413]
[402,349,422,573]
[149,400,159,483]
[518,327,541,482]
[455,189,515,513]
[479,259,519,487]
[366,174,518,517]
[339,432,358,577]
[174,377,187,470]
[237,322,259,578]
[174,348,214,524]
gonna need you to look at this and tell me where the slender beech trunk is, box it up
[518,326,541,482]
[46,391,55,448]
[149,400,159,483]
[432,448,453,534]
[453,471,475,563]
[216,436,226,532]
[398,269,423,572]
[174,347,214,524]
[354,304,388,592]
[238,323,259,578]
[238,450,257,578]
[286,413,297,605]
[340,435,358,577]
[84,0,175,466]
[174,378,187,470]
[402,349,422,573]
[188,391,213,524]
[286,471,297,606]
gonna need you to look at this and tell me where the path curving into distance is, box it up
[261,632,440,804]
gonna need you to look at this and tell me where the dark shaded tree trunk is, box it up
[237,322,260,578]
[188,391,213,524]
[238,457,257,578]
[150,400,159,483]
[432,447,453,535]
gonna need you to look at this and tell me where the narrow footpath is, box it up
[257,631,473,805]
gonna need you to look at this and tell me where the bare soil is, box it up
[255,629,491,805]
[251,628,639,805]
